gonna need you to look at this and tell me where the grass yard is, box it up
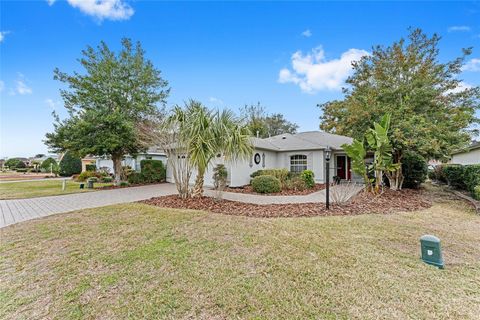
[0,187,479,319]
[0,180,113,199]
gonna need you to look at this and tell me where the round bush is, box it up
[59,152,82,177]
[402,151,428,189]
[300,170,315,189]
[251,175,281,193]
[40,157,57,171]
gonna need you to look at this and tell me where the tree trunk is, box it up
[386,151,403,191]
[112,153,123,186]
[192,168,205,198]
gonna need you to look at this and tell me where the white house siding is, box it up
[96,154,167,174]
[451,148,480,165]
[228,149,279,187]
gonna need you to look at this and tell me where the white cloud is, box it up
[448,26,471,32]
[46,0,56,6]
[447,81,472,94]
[278,46,369,93]
[66,0,134,21]
[0,31,10,43]
[209,97,223,105]
[462,58,480,72]
[15,74,32,95]
[301,29,312,38]
[45,98,58,110]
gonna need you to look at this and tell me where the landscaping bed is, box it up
[224,183,326,196]
[142,188,432,218]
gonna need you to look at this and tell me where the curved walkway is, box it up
[204,184,363,205]
[0,183,178,229]
[0,183,363,229]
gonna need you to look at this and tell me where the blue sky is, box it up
[1,0,479,158]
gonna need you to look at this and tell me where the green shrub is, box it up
[40,157,57,171]
[284,176,306,191]
[442,165,466,189]
[251,175,281,193]
[76,171,98,182]
[5,158,26,169]
[402,151,428,189]
[85,164,96,172]
[140,160,166,183]
[59,152,82,177]
[119,181,129,187]
[101,176,113,183]
[16,168,28,173]
[127,172,145,185]
[300,170,315,189]
[474,185,480,200]
[463,165,480,195]
[250,168,289,186]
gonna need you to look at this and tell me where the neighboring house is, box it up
[450,141,480,165]
[82,147,167,173]
[166,131,359,187]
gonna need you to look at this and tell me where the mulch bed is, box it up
[224,183,326,196]
[95,182,166,190]
[142,188,432,218]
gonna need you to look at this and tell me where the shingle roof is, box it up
[252,131,353,151]
[451,141,480,155]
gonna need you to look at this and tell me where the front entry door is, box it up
[336,155,346,180]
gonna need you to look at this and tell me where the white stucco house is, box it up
[82,147,167,173]
[450,142,480,165]
[166,131,358,187]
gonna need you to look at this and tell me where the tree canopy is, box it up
[45,38,169,184]
[241,103,299,138]
[319,28,480,162]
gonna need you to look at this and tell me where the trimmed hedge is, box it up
[402,151,428,189]
[75,171,98,182]
[85,164,96,172]
[140,160,166,183]
[474,186,480,201]
[127,172,145,184]
[250,168,289,185]
[59,152,82,177]
[300,170,315,189]
[251,175,281,193]
[437,164,480,198]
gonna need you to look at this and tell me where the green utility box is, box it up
[420,235,444,269]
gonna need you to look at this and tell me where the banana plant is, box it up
[341,139,373,192]
[365,114,400,193]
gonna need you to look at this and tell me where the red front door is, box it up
[337,156,346,180]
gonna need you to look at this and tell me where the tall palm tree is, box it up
[173,100,252,198]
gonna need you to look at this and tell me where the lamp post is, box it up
[325,146,331,210]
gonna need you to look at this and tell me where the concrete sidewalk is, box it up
[0,183,177,228]
[204,184,363,205]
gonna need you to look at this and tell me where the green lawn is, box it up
[0,179,113,199]
[1,188,479,319]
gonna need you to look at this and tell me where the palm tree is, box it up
[168,100,252,198]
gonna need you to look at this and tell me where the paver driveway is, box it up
[0,183,177,228]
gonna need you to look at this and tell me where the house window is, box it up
[290,154,307,173]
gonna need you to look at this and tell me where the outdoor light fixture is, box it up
[325,146,331,210]
[325,147,331,162]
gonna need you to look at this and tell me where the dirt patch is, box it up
[142,188,432,218]
[224,183,325,196]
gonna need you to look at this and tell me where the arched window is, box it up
[290,154,307,173]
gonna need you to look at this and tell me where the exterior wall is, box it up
[275,150,325,183]
[228,149,279,187]
[451,148,480,165]
[96,154,167,174]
